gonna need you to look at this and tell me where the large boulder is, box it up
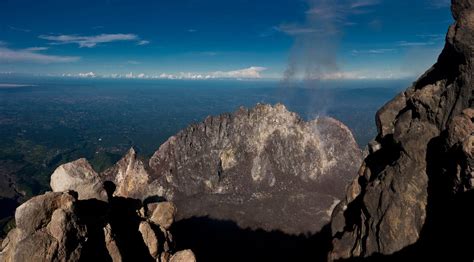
[50,159,108,202]
[169,250,196,262]
[0,191,87,262]
[148,202,177,230]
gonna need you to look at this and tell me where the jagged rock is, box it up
[50,159,108,202]
[161,252,172,262]
[0,187,188,262]
[144,104,362,234]
[148,202,177,230]
[102,148,151,199]
[0,191,87,262]
[329,0,474,260]
[139,221,159,258]
[15,191,76,235]
[169,250,196,262]
[104,224,122,262]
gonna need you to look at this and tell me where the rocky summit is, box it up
[43,104,363,235]
[330,0,474,260]
[146,104,363,234]
[98,103,361,235]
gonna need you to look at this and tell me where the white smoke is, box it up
[280,0,380,86]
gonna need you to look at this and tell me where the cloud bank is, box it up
[39,33,148,48]
[62,66,267,80]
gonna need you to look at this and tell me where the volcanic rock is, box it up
[139,221,160,259]
[50,158,108,202]
[143,103,363,234]
[169,249,196,262]
[0,187,191,261]
[102,148,151,199]
[329,0,474,260]
[148,202,177,230]
[0,191,87,262]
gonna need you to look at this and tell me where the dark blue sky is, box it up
[0,0,453,80]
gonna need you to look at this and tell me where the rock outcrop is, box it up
[98,104,361,234]
[0,192,86,261]
[329,0,474,260]
[102,148,151,199]
[45,103,362,235]
[0,186,195,261]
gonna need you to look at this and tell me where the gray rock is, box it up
[329,0,474,260]
[50,158,108,202]
[146,103,362,234]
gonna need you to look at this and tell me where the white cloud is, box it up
[319,70,412,80]
[210,66,267,79]
[78,72,96,78]
[8,26,31,33]
[137,40,150,46]
[352,48,395,55]
[0,46,80,63]
[24,47,49,51]
[397,41,435,47]
[350,0,380,9]
[276,24,321,35]
[38,33,147,48]
[61,66,268,80]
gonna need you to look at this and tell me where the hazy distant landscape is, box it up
[0,78,407,200]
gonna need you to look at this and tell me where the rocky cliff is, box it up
[330,0,474,260]
[103,104,362,234]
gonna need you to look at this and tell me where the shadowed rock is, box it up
[329,0,474,260]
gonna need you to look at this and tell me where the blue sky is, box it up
[0,0,453,80]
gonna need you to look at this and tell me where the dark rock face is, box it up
[330,0,474,260]
[145,104,362,234]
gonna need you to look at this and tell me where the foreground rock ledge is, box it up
[0,190,196,262]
